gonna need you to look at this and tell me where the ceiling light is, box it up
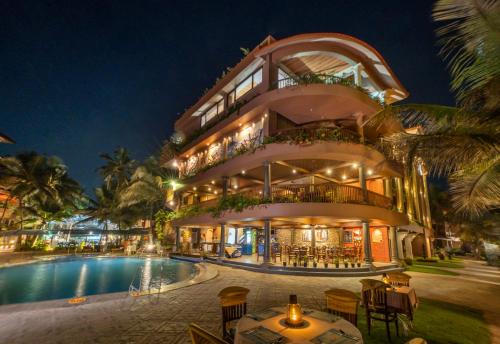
[352,162,358,168]
[326,169,332,175]
[292,169,297,174]
[214,190,218,195]
[193,186,197,191]
[241,170,246,175]
[208,187,212,191]
[342,174,347,180]
[367,169,373,175]
[233,185,238,189]
[211,180,215,184]
[172,160,178,168]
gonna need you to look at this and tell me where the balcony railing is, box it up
[274,74,357,90]
[181,182,392,211]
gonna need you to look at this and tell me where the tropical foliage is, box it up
[0,152,84,229]
[367,0,500,216]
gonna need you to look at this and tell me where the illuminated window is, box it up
[228,67,263,106]
[301,229,328,242]
[201,98,224,127]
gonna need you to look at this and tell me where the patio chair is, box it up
[387,272,412,287]
[217,286,249,342]
[360,279,399,342]
[188,323,229,344]
[324,288,360,326]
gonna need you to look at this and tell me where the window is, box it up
[343,231,353,243]
[301,229,328,242]
[228,67,263,106]
[201,98,224,127]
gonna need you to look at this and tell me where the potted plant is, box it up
[356,258,361,268]
[293,257,298,267]
[324,260,329,268]
[343,259,349,268]
[334,258,340,269]
[313,259,318,268]
[303,257,308,268]
[351,260,356,268]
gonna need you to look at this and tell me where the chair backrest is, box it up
[360,279,388,310]
[387,272,411,287]
[217,286,249,335]
[324,288,360,326]
[189,323,229,344]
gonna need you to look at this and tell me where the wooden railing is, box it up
[182,182,392,210]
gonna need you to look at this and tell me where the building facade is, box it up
[162,33,432,268]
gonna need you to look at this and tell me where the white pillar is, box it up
[404,233,417,259]
[396,232,408,260]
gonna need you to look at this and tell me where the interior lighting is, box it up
[326,169,332,175]
[352,162,359,168]
[233,185,238,189]
[286,295,303,327]
[193,186,197,191]
[172,160,178,168]
[342,174,347,180]
[264,113,268,118]
[208,187,212,191]
[168,200,175,206]
[211,180,215,184]
[367,169,373,175]
[292,169,297,174]
[214,190,218,194]
[241,170,246,175]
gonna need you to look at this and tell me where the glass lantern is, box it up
[286,294,303,327]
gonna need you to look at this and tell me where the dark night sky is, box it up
[0,0,455,192]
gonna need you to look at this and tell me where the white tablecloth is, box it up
[234,307,363,344]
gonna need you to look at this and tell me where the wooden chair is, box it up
[272,244,282,262]
[188,323,230,344]
[360,279,399,342]
[217,286,249,342]
[387,272,412,287]
[324,288,360,326]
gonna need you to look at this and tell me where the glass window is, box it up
[253,68,262,86]
[235,76,252,99]
[201,99,224,127]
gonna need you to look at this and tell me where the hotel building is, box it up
[162,33,433,270]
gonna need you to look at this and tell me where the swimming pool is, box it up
[0,257,196,305]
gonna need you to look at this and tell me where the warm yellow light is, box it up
[286,295,303,327]
[214,190,218,194]
[168,200,174,206]
[211,180,215,185]
[241,170,246,175]
[233,185,238,189]
[172,160,178,168]
[342,174,347,180]
[193,186,197,191]
[352,162,359,168]
[367,169,373,175]
[326,169,332,175]
[264,113,268,118]
[292,169,297,174]
[208,187,212,191]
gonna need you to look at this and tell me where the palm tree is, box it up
[0,152,83,229]
[120,157,177,243]
[98,147,135,191]
[366,0,500,216]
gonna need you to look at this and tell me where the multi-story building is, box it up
[162,33,432,270]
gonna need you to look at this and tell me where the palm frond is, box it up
[433,0,500,101]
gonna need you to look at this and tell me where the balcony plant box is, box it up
[344,261,349,268]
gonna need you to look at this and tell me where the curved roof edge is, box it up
[255,32,409,98]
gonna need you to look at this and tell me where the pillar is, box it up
[263,160,271,199]
[389,226,398,263]
[175,226,181,252]
[362,220,373,267]
[311,226,316,249]
[263,219,271,263]
[222,176,229,198]
[395,177,404,212]
[219,223,226,259]
[384,178,393,199]
[404,234,417,259]
[358,164,368,202]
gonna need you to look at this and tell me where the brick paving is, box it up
[0,261,499,344]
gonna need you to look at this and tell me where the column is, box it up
[404,234,417,259]
[358,164,368,202]
[263,219,271,263]
[175,226,181,252]
[389,226,398,263]
[362,220,373,267]
[222,176,229,198]
[263,160,271,199]
[311,226,316,249]
[384,178,393,199]
[219,223,226,259]
[395,177,404,212]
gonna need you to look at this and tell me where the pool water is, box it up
[0,257,196,305]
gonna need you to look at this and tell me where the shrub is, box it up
[416,257,438,263]
[404,258,413,265]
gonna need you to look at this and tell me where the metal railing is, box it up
[274,74,357,90]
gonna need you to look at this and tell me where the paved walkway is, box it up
[0,259,499,344]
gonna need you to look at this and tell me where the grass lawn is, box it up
[406,265,459,276]
[357,298,490,344]
[414,258,465,269]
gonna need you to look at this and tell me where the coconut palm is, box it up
[120,157,177,243]
[0,152,83,229]
[98,147,135,191]
[366,0,500,216]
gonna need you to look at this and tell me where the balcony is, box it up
[181,182,392,211]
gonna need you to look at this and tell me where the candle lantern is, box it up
[382,273,390,285]
[286,294,303,327]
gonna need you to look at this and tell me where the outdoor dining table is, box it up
[387,286,419,320]
[234,306,363,344]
